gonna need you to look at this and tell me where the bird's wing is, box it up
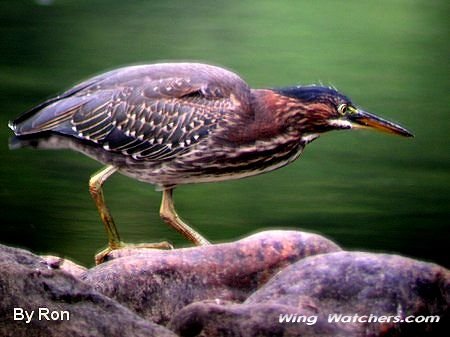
[11,63,252,161]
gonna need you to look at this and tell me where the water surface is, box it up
[0,0,448,267]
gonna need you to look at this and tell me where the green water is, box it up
[0,0,448,267]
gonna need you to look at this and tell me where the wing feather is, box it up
[11,63,252,161]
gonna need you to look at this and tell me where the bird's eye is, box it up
[337,104,348,115]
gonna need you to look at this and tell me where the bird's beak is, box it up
[347,109,414,137]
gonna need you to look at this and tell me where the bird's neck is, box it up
[217,89,323,147]
[251,89,320,138]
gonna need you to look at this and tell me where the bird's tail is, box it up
[9,95,84,137]
[8,134,73,151]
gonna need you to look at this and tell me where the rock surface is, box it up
[168,301,361,337]
[41,255,87,279]
[1,231,449,337]
[82,230,341,324]
[0,244,176,337]
[169,252,449,337]
[244,252,449,337]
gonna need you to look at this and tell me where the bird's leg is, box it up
[90,165,173,264]
[159,188,211,246]
[89,165,121,248]
[89,165,123,263]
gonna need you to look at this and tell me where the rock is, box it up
[82,230,341,325]
[41,255,87,279]
[3,232,446,337]
[168,301,360,337]
[244,252,449,337]
[0,244,177,337]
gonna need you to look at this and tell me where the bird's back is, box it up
[9,63,252,162]
[9,63,310,187]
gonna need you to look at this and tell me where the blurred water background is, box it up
[0,0,448,267]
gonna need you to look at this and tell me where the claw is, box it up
[94,241,174,265]
[95,247,113,265]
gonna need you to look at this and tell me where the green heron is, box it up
[9,62,413,263]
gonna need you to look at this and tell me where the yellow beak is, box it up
[348,109,413,137]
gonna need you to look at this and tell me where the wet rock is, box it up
[82,230,341,325]
[0,244,177,337]
[245,252,449,337]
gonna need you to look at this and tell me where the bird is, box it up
[9,62,413,263]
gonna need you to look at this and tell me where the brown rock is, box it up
[2,234,447,337]
[41,255,87,279]
[168,301,361,337]
[245,252,450,337]
[0,244,177,337]
[82,230,341,325]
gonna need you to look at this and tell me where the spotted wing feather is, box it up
[11,63,252,161]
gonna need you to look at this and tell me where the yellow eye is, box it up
[337,104,348,115]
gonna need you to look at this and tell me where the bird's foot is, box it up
[95,241,174,265]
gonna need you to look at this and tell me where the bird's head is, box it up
[275,86,413,138]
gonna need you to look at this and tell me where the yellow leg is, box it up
[159,188,210,246]
[89,165,121,249]
[89,165,172,264]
